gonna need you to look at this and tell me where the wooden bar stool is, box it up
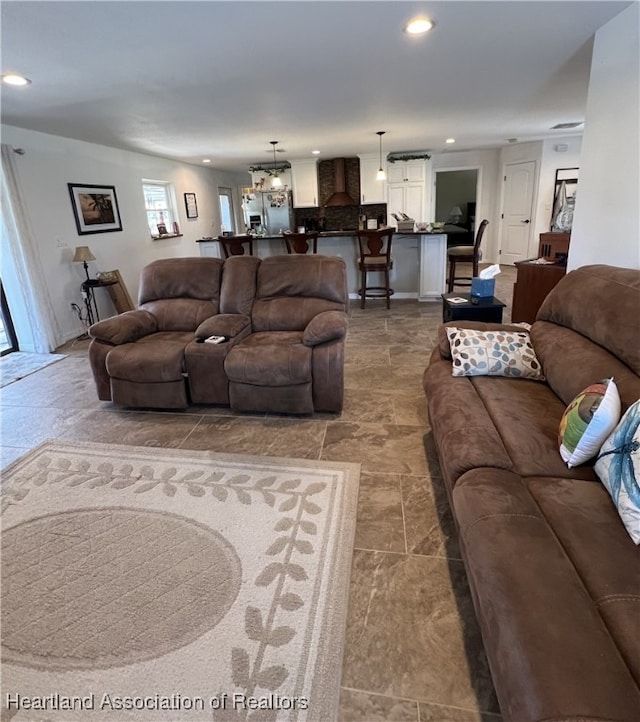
[356,228,394,309]
[217,234,254,258]
[284,232,319,254]
[447,219,489,292]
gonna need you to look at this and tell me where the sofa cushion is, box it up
[471,375,597,481]
[446,327,544,379]
[195,313,251,339]
[528,475,640,686]
[139,298,219,332]
[138,257,223,304]
[595,399,640,544]
[531,320,640,411]
[453,468,640,722]
[105,332,193,382]
[536,264,640,376]
[423,354,514,492]
[558,378,621,468]
[225,332,312,386]
[302,310,348,347]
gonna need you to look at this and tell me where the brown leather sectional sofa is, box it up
[88,254,348,414]
[423,265,640,721]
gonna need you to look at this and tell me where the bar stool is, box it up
[217,234,254,258]
[284,232,319,254]
[447,219,489,292]
[356,228,394,309]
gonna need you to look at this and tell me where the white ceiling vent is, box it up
[550,122,584,129]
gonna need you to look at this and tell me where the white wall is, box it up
[569,3,640,270]
[1,125,246,345]
[535,136,582,241]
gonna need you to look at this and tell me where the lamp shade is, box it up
[72,246,95,263]
[449,206,463,218]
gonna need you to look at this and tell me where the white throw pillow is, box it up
[595,399,640,544]
[446,327,544,380]
[558,378,621,468]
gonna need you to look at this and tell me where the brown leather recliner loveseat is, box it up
[88,254,348,414]
[423,264,640,721]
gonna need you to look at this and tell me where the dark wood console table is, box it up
[512,260,567,324]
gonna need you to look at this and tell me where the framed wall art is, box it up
[184,192,198,219]
[68,183,122,235]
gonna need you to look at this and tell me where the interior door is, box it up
[500,161,536,265]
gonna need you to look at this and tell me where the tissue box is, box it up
[471,277,495,298]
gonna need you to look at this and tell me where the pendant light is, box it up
[270,141,283,188]
[376,131,387,181]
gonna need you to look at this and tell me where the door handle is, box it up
[521,219,530,224]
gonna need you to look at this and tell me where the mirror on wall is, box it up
[550,167,579,232]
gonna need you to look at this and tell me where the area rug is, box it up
[0,441,360,722]
[0,352,66,388]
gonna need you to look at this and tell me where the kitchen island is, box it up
[196,231,447,301]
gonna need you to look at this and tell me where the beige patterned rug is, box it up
[0,441,360,722]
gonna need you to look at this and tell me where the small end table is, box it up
[82,279,117,326]
[442,292,506,324]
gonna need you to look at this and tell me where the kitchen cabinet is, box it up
[358,154,386,204]
[388,182,424,224]
[387,159,425,184]
[290,159,319,207]
[386,159,426,222]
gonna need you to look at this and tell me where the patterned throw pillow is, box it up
[595,399,640,544]
[446,327,545,380]
[558,378,621,468]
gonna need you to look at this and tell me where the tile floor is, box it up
[0,264,517,722]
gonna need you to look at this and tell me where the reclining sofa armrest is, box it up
[89,310,158,345]
[303,311,348,347]
[437,320,531,360]
[196,313,251,339]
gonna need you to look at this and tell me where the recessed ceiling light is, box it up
[312,150,320,155]
[2,73,31,87]
[202,159,211,163]
[445,138,455,144]
[404,17,434,35]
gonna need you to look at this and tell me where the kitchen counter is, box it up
[196,231,447,301]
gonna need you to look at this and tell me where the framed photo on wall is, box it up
[184,192,198,219]
[68,183,122,235]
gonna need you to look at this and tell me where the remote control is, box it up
[204,335,226,344]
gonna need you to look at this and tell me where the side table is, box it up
[442,293,506,324]
[82,279,117,326]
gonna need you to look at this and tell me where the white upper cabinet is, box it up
[290,160,319,207]
[359,153,386,204]
[387,159,426,184]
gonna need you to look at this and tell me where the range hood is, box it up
[324,158,358,206]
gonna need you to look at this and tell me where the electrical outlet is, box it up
[56,238,68,248]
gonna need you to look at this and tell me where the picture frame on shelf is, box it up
[68,183,122,235]
[184,192,198,219]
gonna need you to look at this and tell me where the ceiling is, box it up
[0,1,631,173]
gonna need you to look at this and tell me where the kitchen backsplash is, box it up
[293,157,387,231]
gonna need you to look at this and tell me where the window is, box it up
[142,180,179,237]
[218,187,236,234]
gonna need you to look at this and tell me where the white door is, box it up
[500,161,536,265]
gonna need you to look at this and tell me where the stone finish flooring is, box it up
[0,264,516,721]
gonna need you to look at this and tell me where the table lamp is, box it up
[449,206,463,224]
[73,246,95,281]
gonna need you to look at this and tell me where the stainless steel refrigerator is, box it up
[242,188,295,235]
